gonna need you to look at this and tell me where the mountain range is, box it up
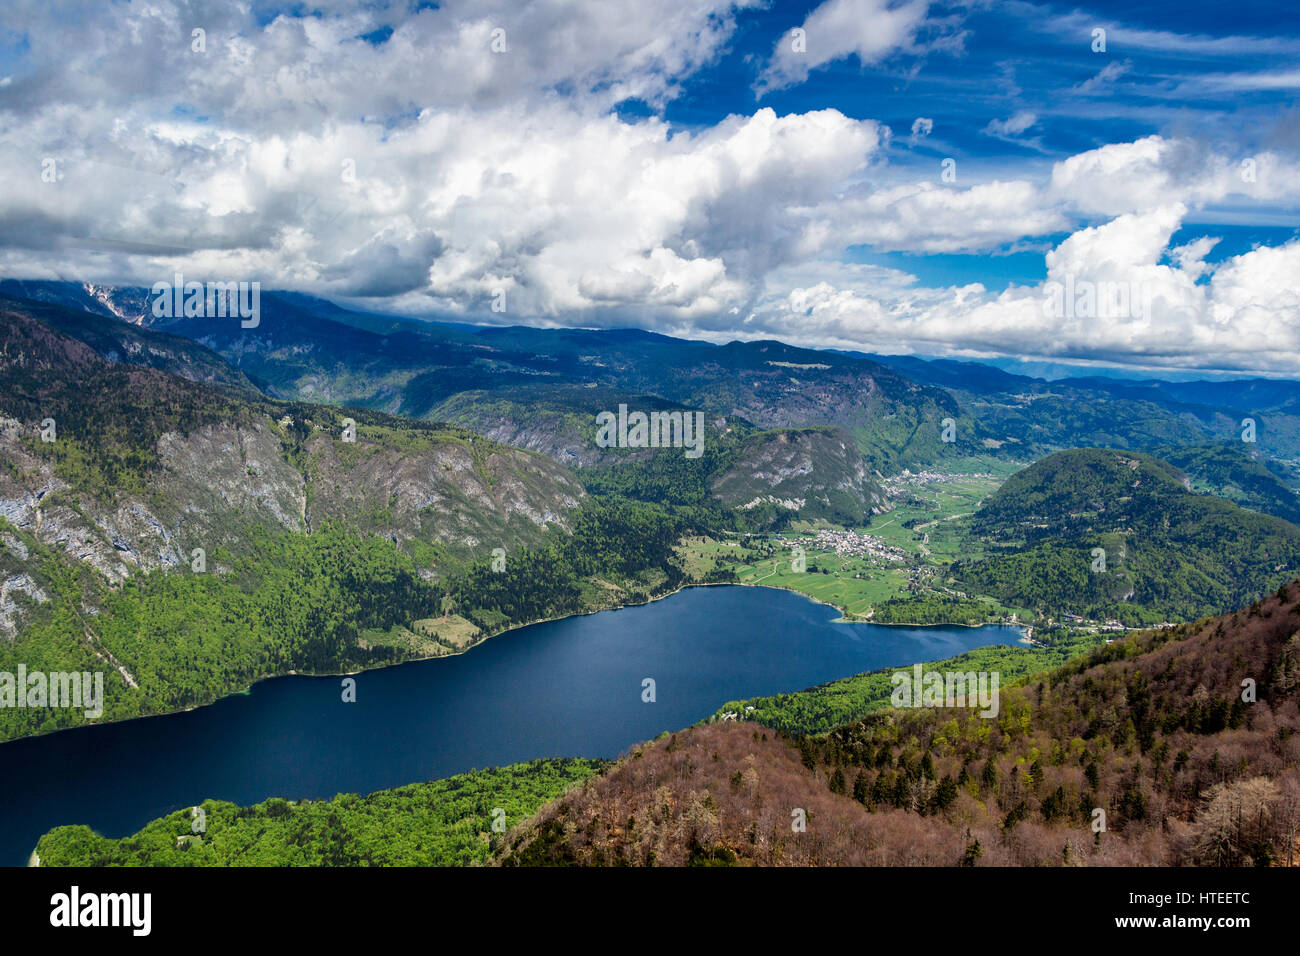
[4,280,1300,745]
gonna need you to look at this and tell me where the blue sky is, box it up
[647,0,1300,289]
[0,0,1297,372]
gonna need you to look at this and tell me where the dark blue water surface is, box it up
[0,585,1020,864]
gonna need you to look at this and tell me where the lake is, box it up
[0,585,1021,864]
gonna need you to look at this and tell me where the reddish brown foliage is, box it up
[498,581,1300,866]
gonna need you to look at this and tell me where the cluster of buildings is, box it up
[904,565,940,591]
[1058,612,1127,630]
[880,469,994,492]
[792,528,908,564]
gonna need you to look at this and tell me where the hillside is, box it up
[0,279,156,326]
[0,298,584,580]
[0,293,262,394]
[1157,443,1300,525]
[709,427,886,524]
[0,286,963,474]
[432,385,711,468]
[0,302,608,740]
[581,422,887,526]
[14,282,1300,487]
[494,582,1300,866]
[873,351,1300,462]
[33,580,1300,867]
[34,759,605,867]
[950,449,1300,623]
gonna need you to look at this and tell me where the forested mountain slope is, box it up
[495,581,1300,866]
[0,301,594,740]
[36,580,1300,867]
[950,449,1300,623]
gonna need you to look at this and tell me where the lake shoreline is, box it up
[0,578,1022,748]
[2,585,1023,865]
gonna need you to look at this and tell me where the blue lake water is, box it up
[0,585,1021,864]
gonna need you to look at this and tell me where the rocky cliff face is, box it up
[300,427,582,549]
[0,301,585,637]
[711,428,886,524]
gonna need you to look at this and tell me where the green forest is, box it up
[0,489,721,742]
[871,594,1002,625]
[950,449,1300,624]
[711,633,1103,735]
[35,758,605,866]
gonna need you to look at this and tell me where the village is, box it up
[880,468,996,494]
[780,527,909,564]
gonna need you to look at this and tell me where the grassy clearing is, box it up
[409,614,482,653]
